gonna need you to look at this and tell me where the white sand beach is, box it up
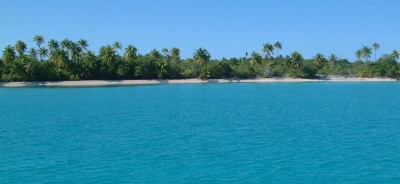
[0,77,397,87]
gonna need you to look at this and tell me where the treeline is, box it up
[1,35,399,82]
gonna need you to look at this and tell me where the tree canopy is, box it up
[0,37,399,82]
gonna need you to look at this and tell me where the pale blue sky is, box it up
[1,0,399,60]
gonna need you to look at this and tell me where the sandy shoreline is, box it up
[0,77,398,87]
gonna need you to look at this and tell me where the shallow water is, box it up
[1,82,400,183]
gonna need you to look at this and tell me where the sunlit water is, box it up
[1,82,400,183]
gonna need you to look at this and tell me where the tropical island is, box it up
[1,35,399,87]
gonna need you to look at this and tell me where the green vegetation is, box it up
[1,36,399,82]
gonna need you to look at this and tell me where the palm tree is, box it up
[61,38,72,51]
[328,54,337,65]
[361,46,372,61]
[193,48,211,65]
[157,60,168,78]
[53,50,69,69]
[28,48,38,60]
[113,41,122,55]
[391,50,399,61]
[356,49,362,61]
[81,51,96,79]
[15,40,27,56]
[38,47,48,61]
[2,45,16,65]
[23,61,35,81]
[274,41,282,57]
[99,45,116,65]
[33,35,44,48]
[262,43,274,59]
[372,42,380,61]
[124,45,138,61]
[162,48,169,58]
[77,39,89,51]
[313,53,325,68]
[70,42,82,62]
[171,47,181,62]
[149,49,162,60]
[249,52,262,68]
[290,51,303,68]
[48,39,60,54]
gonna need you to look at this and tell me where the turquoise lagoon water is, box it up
[1,82,400,183]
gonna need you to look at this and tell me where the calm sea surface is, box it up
[1,82,400,183]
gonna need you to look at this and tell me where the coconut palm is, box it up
[53,50,69,69]
[113,41,122,55]
[80,51,96,79]
[356,50,362,61]
[78,39,89,51]
[99,45,116,65]
[171,47,181,62]
[372,42,380,61]
[15,40,27,56]
[290,51,303,68]
[61,38,72,51]
[314,53,325,68]
[28,48,38,60]
[249,52,262,68]
[162,48,169,58]
[262,43,274,58]
[33,35,44,48]
[157,60,169,78]
[48,39,59,54]
[193,48,211,65]
[392,50,399,61]
[70,42,82,62]
[38,47,48,61]
[149,49,162,60]
[361,46,372,61]
[274,41,282,57]
[124,45,138,61]
[328,54,337,65]
[24,59,38,81]
[2,45,16,65]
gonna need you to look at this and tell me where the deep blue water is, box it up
[1,82,400,183]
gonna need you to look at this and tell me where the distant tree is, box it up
[372,42,380,61]
[250,52,262,68]
[70,42,82,62]
[356,49,362,61]
[53,50,69,69]
[162,48,170,58]
[2,45,16,65]
[78,39,89,51]
[392,50,399,61]
[99,45,117,66]
[290,51,303,68]
[171,47,181,62]
[124,45,138,61]
[313,53,325,68]
[61,39,72,51]
[113,41,122,54]
[28,48,38,60]
[33,35,44,48]
[48,39,60,54]
[39,47,48,61]
[193,48,211,66]
[328,54,337,65]
[149,49,162,60]
[273,41,282,57]
[15,40,27,56]
[262,43,274,58]
[361,46,372,61]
